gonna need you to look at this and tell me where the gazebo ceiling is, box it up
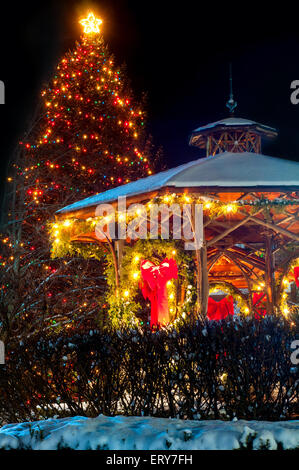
[57,151,299,218]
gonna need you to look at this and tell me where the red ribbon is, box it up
[252,292,267,319]
[207,296,234,321]
[140,258,178,327]
[294,267,299,288]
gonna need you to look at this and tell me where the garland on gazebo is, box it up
[49,196,299,252]
[49,196,299,328]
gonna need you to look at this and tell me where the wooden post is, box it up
[265,234,275,314]
[192,203,209,319]
[195,248,201,316]
[116,239,125,277]
[200,239,209,318]
[290,281,297,303]
[110,241,120,294]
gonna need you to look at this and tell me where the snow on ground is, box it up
[0,415,298,450]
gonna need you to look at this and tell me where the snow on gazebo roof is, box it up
[190,117,277,135]
[189,117,277,148]
[57,151,299,216]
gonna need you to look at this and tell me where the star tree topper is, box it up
[79,12,103,34]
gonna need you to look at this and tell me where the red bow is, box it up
[140,258,178,327]
[207,296,234,321]
[252,292,267,319]
[294,267,299,288]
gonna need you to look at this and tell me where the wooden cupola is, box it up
[189,117,278,156]
[189,66,278,156]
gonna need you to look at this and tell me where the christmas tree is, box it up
[0,12,160,340]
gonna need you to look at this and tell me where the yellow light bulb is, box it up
[63,219,71,227]
[283,307,289,315]
[124,290,129,297]
[220,372,228,382]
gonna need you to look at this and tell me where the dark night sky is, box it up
[1,0,299,191]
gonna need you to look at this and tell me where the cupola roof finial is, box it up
[226,63,237,115]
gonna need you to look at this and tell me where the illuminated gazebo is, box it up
[53,114,299,324]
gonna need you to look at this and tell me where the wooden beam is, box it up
[228,247,266,271]
[209,275,246,280]
[206,209,263,248]
[246,214,299,242]
[276,211,298,227]
[207,252,223,272]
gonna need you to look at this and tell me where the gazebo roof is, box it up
[57,151,299,217]
[190,117,277,134]
[189,117,277,148]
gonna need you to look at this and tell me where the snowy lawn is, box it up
[0,415,298,450]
